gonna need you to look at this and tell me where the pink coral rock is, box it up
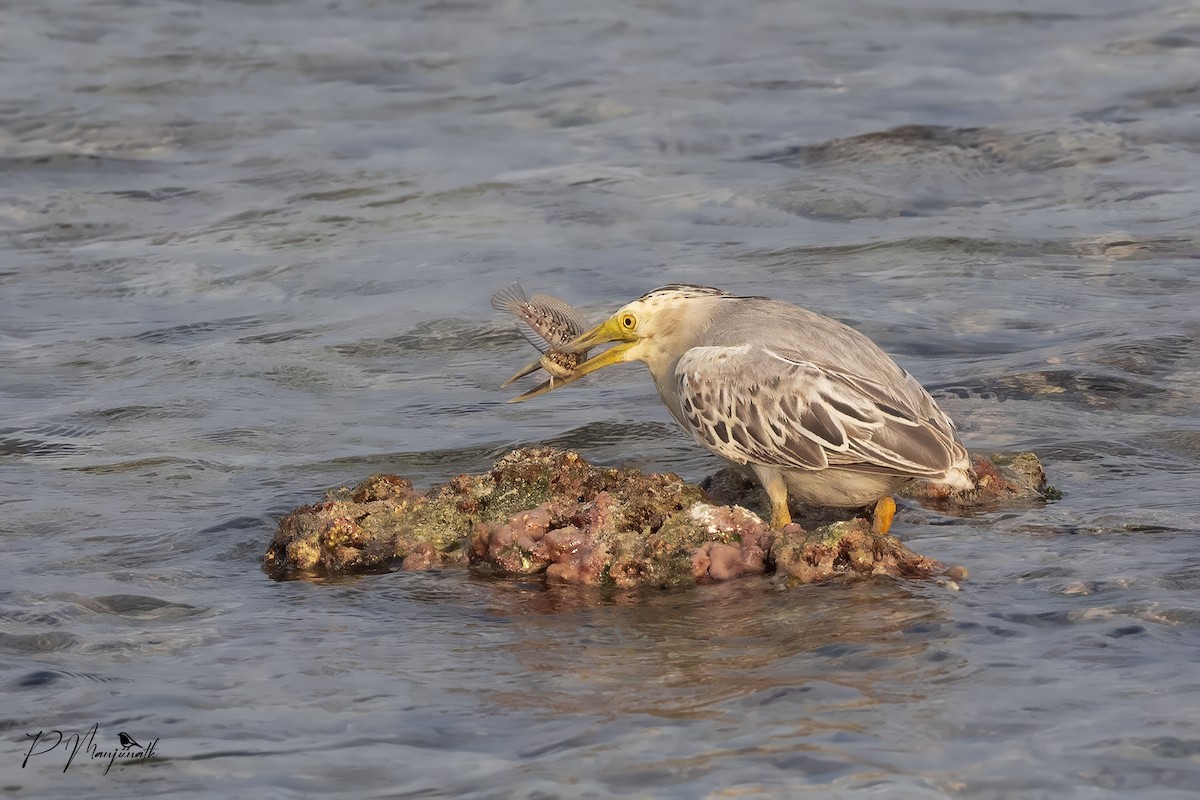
[264,447,1038,587]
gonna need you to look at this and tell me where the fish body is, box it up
[490,282,589,352]
[491,283,591,392]
[538,350,581,380]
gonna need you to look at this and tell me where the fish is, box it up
[490,282,592,399]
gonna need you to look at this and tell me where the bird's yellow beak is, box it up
[565,313,636,353]
[507,315,638,403]
[562,314,638,374]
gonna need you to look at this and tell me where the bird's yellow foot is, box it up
[870,496,897,535]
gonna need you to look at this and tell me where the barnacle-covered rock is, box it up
[264,448,1049,586]
[770,519,955,586]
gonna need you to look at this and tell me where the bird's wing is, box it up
[674,345,959,477]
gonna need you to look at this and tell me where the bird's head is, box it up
[508,285,730,403]
[567,284,729,370]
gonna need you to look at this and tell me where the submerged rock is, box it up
[906,452,1058,508]
[264,447,1052,587]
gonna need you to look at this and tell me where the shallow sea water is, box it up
[3,0,1200,796]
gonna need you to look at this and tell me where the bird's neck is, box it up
[651,362,688,427]
[643,299,721,419]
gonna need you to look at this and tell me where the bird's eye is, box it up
[620,313,637,331]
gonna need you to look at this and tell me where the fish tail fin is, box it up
[490,282,528,313]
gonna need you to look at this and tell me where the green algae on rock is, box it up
[263,447,1050,586]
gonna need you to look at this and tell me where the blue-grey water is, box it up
[4,0,1200,796]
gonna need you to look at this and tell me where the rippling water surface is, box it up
[4,0,1200,796]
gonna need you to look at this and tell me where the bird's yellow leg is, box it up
[871,496,897,535]
[754,468,792,528]
[770,494,792,529]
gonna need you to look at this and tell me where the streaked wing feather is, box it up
[675,345,958,477]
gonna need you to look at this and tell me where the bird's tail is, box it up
[942,463,976,492]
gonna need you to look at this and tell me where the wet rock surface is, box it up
[264,447,1053,587]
